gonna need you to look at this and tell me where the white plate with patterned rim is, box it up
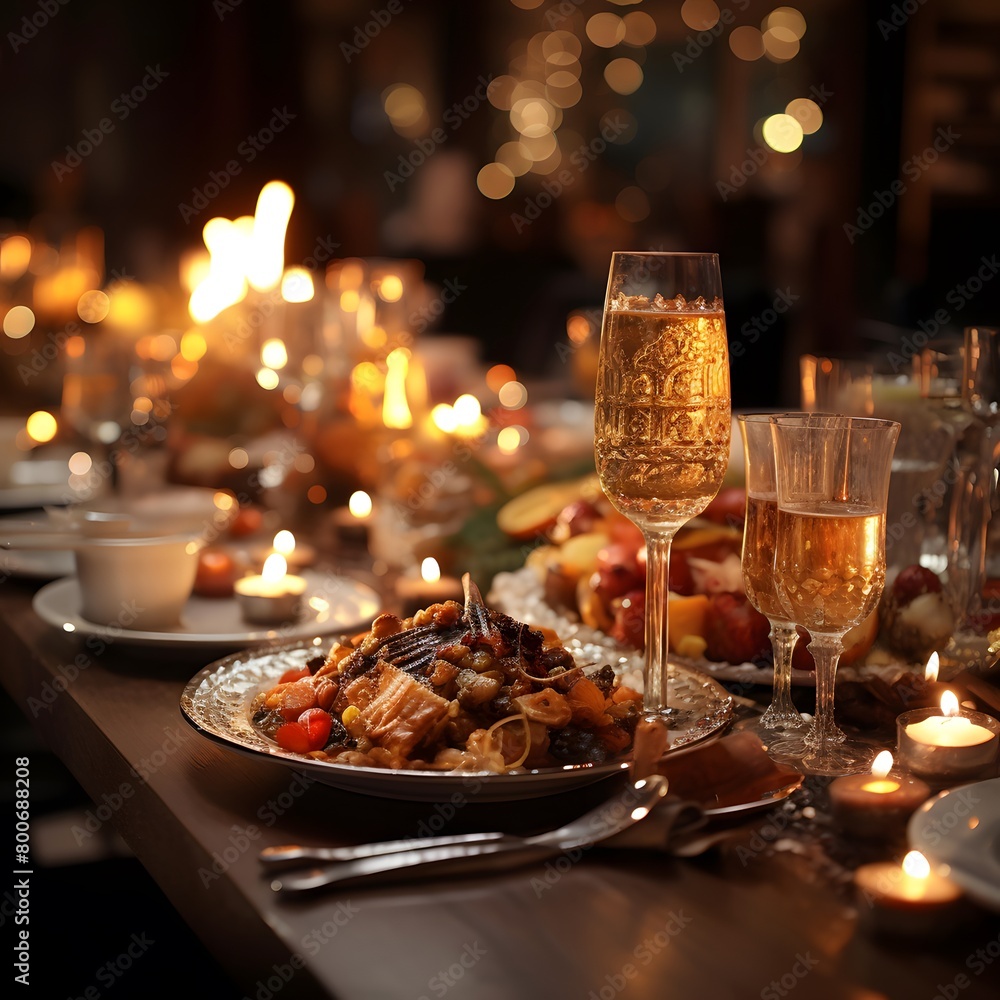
[32,570,381,652]
[908,777,1000,912]
[180,642,734,802]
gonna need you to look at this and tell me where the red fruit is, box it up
[297,708,333,751]
[274,722,310,754]
[595,543,644,600]
[668,552,696,596]
[229,506,264,537]
[703,592,771,664]
[607,514,645,549]
[892,565,942,605]
[610,590,645,649]
[278,666,311,684]
[555,499,601,538]
[702,487,747,528]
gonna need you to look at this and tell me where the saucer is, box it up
[32,569,381,651]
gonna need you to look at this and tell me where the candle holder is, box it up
[854,852,965,938]
[233,554,307,625]
[829,769,931,840]
[897,707,1000,785]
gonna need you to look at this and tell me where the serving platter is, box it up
[180,640,734,802]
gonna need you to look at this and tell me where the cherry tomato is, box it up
[297,708,333,751]
[277,678,318,720]
[274,722,311,754]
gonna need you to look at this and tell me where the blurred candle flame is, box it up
[924,651,940,682]
[382,348,413,429]
[421,557,441,584]
[940,690,959,717]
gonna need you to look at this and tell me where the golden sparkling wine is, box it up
[742,494,787,622]
[776,501,886,634]
[595,306,730,524]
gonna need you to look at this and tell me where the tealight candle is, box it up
[854,850,964,937]
[829,751,931,839]
[897,691,1000,785]
[234,553,307,625]
[331,491,373,547]
[251,530,316,572]
[396,557,464,617]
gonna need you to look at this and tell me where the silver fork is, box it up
[266,774,671,893]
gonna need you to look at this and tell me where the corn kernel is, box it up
[676,635,708,659]
[342,705,361,725]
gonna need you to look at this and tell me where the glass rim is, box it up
[610,250,719,260]
[769,413,901,431]
[737,410,836,423]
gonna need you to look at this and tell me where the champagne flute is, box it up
[594,252,731,719]
[770,413,899,775]
[737,413,806,753]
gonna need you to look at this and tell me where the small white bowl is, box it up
[74,533,203,630]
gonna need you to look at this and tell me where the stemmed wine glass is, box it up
[770,413,899,775]
[594,252,731,719]
[737,413,806,754]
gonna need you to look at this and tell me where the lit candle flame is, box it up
[262,552,288,582]
[871,750,893,779]
[421,557,441,584]
[941,690,960,717]
[902,850,930,880]
[273,530,296,556]
[247,181,294,291]
[924,651,940,682]
[348,491,372,519]
[382,348,413,429]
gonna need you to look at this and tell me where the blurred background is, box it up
[2,3,999,995]
[2,0,997,417]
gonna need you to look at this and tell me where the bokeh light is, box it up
[26,410,57,443]
[730,26,765,60]
[3,305,35,339]
[681,0,720,30]
[477,163,516,199]
[762,113,804,152]
[786,97,823,134]
[604,58,644,95]
[586,13,626,48]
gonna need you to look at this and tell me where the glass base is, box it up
[798,739,875,776]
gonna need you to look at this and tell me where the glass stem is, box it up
[642,528,677,716]
[760,624,803,730]
[804,633,846,750]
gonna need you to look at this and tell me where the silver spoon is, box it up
[268,773,671,893]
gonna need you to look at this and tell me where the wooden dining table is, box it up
[2,565,1000,1000]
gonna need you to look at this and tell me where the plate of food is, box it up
[180,578,734,801]
[489,477,934,690]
